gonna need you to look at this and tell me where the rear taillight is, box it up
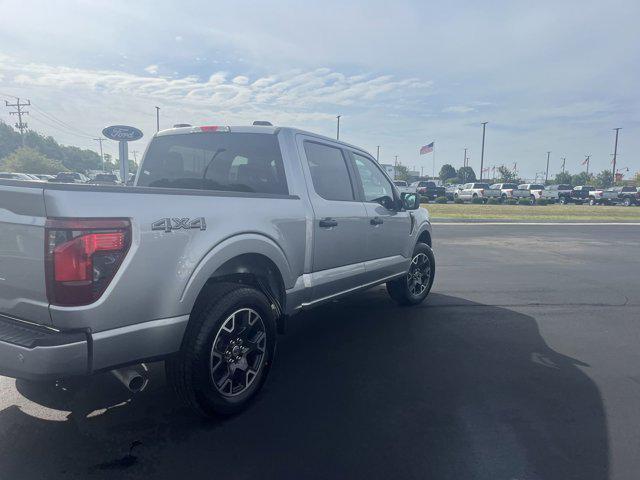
[45,218,131,306]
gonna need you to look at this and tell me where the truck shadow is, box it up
[2,290,608,480]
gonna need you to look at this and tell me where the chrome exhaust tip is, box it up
[111,364,149,393]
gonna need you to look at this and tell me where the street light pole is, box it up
[545,151,551,184]
[612,128,621,185]
[561,157,566,174]
[376,145,380,162]
[336,115,341,140]
[480,122,488,181]
[155,106,160,132]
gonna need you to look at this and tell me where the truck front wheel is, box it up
[166,284,277,417]
[387,243,435,306]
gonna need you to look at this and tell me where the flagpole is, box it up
[432,142,436,178]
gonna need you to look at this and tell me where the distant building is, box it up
[380,164,396,179]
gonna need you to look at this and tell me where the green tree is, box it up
[571,171,594,186]
[595,170,613,189]
[0,147,67,175]
[457,166,476,183]
[497,165,519,183]
[553,171,572,185]
[0,121,104,173]
[395,164,409,181]
[439,164,457,182]
[0,122,22,158]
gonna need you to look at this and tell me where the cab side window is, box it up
[304,141,355,201]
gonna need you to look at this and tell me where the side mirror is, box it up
[401,192,420,210]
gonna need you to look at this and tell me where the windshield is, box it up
[137,132,288,194]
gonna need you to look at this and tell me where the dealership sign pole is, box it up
[102,125,144,184]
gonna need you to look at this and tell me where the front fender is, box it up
[179,233,294,312]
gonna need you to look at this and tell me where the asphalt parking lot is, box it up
[1,224,639,480]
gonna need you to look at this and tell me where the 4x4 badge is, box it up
[152,217,207,233]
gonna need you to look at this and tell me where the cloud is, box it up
[443,106,475,114]
[1,55,430,112]
[144,64,159,75]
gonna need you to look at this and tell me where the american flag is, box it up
[420,142,434,155]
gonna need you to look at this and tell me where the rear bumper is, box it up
[0,313,189,380]
[0,314,88,380]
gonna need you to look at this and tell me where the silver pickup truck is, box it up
[0,124,434,417]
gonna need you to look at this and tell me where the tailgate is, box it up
[0,182,50,325]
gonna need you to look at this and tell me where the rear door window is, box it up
[138,132,288,195]
[303,141,355,201]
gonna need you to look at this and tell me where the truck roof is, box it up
[154,125,371,157]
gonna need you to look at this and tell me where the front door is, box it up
[297,137,369,302]
[349,151,412,281]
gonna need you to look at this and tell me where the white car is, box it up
[490,183,519,200]
[0,172,34,181]
[454,182,498,202]
[393,180,416,195]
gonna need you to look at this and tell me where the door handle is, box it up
[319,218,338,228]
[370,217,384,226]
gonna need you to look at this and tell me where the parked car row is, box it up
[433,183,640,206]
[0,171,121,184]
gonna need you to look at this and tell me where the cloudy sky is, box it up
[1,0,638,179]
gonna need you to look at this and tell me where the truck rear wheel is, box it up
[166,283,277,417]
[387,243,435,306]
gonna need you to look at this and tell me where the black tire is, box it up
[624,198,632,207]
[589,197,597,206]
[529,195,536,205]
[166,283,277,417]
[386,243,435,306]
[559,197,567,205]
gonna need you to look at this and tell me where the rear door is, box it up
[0,182,51,325]
[348,151,411,280]
[297,137,369,300]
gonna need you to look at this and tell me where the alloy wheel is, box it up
[407,253,431,297]
[209,308,267,397]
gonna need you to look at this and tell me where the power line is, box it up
[94,137,106,171]
[4,97,30,144]
[29,103,94,139]
[28,111,94,140]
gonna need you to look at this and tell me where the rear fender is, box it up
[179,233,294,314]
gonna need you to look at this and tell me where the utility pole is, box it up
[393,155,399,180]
[336,115,341,140]
[480,122,488,181]
[612,128,621,185]
[155,106,160,132]
[5,98,30,145]
[93,137,106,171]
[376,145,380,162]
[561,157,566,174]
[545,151,551,184]
[463,147,468,168]
[585,155,591,175]
[132,150,139,163]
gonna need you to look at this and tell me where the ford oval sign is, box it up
[102,125,144,142]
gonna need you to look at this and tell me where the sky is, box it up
[0,0,639,179]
